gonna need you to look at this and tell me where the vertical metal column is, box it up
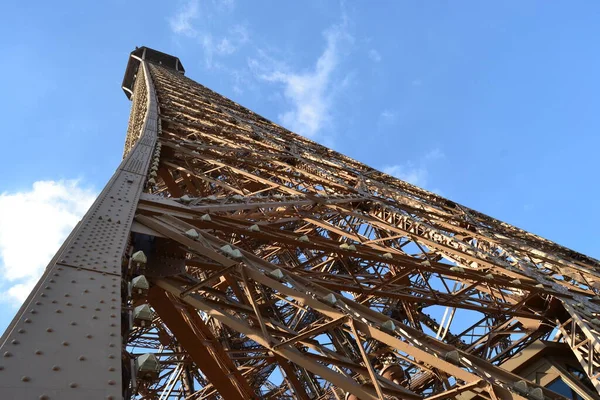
[0,60,158,399]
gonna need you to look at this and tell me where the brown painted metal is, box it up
[147,287,250,400]
[2,46,600,399]
[0,54,159,399]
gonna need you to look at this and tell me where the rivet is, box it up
[21,376,30,382]
[69,382,78,388]
[24,318,31,323]
[108,380,116,385]
[3,352,12,357]
[78,356,86,361]
[51,300,57,304]
[66,302,72,306]
[93,315,98,320]
[17,329,25,334]
[62,341,69,346]
[11,340,19,345]
[108,367,115,371]
[35,350,42,355]
[86,334,93,339]
[55,309,62,313]
[41,293,46,297]
[30,309,37,314]
[70,322,77,326]
[35,301,42,306]
[108,355,115,359]
[46,328,53,333]
[40,395,50,399]
[65,294,70,297]
[52,365,60,371]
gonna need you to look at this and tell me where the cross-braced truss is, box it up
[1,47,599,400]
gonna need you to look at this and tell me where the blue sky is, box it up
[1,0,600,332]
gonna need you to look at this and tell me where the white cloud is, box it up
[382,148,444,191]
[383,163,429,187]
[217,38,235,55]
[425,148,444,161]
[380,109,397,123]
[169,1,249,68]
[249,21,352,138]
[169,0,200,37]
[0,180,96,304]
[368,49,382,62]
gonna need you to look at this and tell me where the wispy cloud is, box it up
[169,2,352,137]
[382,148,445,191]
[379,109,397,123]
[383,163,429,187]
[249,19,352,138]
[169,0,249,68]
[169,0,200,37]
[424,148,444,161]
[0,180,96,304]
[198,27,249,67]
[368,49,382,62]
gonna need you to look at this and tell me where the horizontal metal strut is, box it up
[2,46,600,400]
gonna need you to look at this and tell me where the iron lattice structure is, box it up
[1,47,600,400]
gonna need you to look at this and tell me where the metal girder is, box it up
[147,287,252,400]
[2,46,600,400]
[0,58,159,398]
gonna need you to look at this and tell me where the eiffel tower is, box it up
[1,46,598,400]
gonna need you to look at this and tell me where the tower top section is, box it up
[122,46,184,99]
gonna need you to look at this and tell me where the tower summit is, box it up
[0,46,598,399]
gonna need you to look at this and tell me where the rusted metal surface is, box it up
[2,46,600,399]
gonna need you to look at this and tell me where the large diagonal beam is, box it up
[147,287,251,400]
